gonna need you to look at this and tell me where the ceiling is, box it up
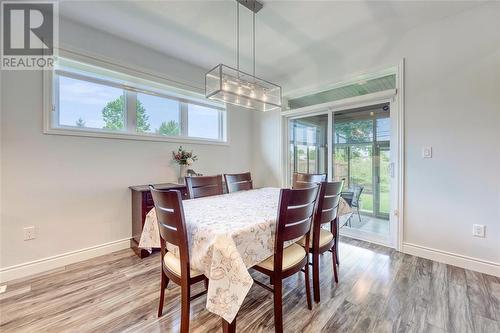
[60,1,480,96]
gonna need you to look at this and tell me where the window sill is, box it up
[43,127,230,146]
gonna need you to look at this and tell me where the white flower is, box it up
[186,158,194,165]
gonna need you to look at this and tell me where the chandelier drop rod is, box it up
[236,2,240,73]
[253,8,255,78]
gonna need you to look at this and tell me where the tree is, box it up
[136,100,150,133]
[335,120,372,144]
[102,95,150,132]
[75,118,86,127]
[157,120,180,136]
[102,96,125,130]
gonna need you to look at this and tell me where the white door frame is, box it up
[281,60,405,250]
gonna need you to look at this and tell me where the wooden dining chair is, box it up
[185,175,223,199]
[150,186,208,333]
[297,180,344,303]
[224,172,253,193]
[292,172,327,189]
[252,185,320,333]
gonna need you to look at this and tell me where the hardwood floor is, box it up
[1,238,499,333]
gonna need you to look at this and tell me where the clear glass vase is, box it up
[178,164,188,184]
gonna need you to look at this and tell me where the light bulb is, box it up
[250,90,255,98]
[237,85,242,94]
[262,93,267,101]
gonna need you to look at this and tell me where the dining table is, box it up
[139,187,353,331]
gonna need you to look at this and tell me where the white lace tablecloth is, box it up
[138,187,352,323]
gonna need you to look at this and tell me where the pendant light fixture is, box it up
[205,0,282,112]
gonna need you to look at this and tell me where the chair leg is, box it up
[305,259,313,310]
[180,282,191,333]
[312,253,320,303]
[335,224,340,266]
[357,206,361,223]
[332,249,339,284]
[273,278,283,333]
[335,243,340,266]
[157,270,169,317]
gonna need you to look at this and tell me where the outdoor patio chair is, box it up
[341,185,364,227]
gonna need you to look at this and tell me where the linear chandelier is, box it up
[205,0,282,112]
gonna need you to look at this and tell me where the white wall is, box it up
[253,3,500,273]
[0,19,253,277]
[251,110,282,189]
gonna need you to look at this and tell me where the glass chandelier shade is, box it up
[205,64,282,112]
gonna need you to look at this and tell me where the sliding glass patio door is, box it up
[332,105,391,240]
[287,103,392,244]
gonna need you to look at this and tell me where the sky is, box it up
[137,92,179,132]
[59,76,121,129]
[58,75,221,139]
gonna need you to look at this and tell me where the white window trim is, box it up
[42,50,230,146]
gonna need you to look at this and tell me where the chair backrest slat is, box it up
[292,173,327,189]
[320,207,336,224]
[224,172,253,193]
[283,217,313,241]
[285,204,316,226]
[185,175,223,199]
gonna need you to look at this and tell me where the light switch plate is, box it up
[23,226,36,240]
[422,146,432,158]
[472,224,486,238]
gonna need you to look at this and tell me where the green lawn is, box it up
[359,192,390,215]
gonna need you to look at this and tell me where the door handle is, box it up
[389,163,395,178]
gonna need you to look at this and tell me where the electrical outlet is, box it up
[23,226,36,241]
[422,146,432,158]
[472,224,485,238]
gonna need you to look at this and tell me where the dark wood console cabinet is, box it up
[129,183,188,258]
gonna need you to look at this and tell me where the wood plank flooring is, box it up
[1,238,499,332]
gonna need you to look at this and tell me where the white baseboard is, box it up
[402,242,500,277]
[0,238,131,283]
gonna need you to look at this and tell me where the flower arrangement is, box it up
[172,146,197,166]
